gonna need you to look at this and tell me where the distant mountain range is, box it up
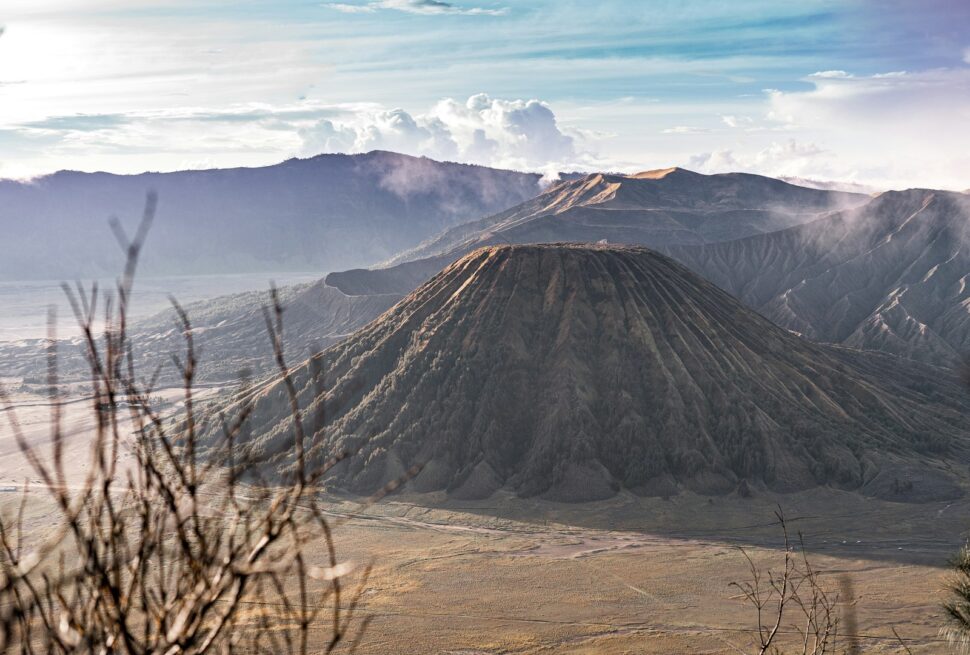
[325,167,866,296]
[6,158,968,505]
[7,165,859,381]
[161,167,870,380]
[383,167,865,266]
[327,174,970,369]
[4,163,965,388]
[0,151,544,280]
[232,245,969,502]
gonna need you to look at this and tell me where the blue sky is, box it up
[1,0,968,187]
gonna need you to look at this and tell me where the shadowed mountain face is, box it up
[238,245,969,503]
[665,189,970,368]
[0,151,542,280]
[382,167,865,266]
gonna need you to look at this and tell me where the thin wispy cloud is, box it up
[0,1,968,188]
[324,0,507,16]
[662,126,710,135]
[3,94,597,180]
[325,3,376,13]
[720,115,753,128]
[22,114,130,132]
[810,70,852,79]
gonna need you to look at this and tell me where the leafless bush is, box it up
[0,193,370,653]
[729,510,844,655]
[942,358,970,653]
[943,544,970,653]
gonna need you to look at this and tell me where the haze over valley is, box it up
[2,2,969,653]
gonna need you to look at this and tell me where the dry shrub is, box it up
[729,510,845,655]
[0,193,375,654]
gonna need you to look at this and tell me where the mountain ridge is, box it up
[382,167,864,267]
[234,244,970,503]
[325,184,970,369]
[665,188,970,367]
[0,151,544,280]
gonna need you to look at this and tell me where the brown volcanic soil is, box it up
[235,244,970,502]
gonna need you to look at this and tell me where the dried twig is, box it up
[728,508,842,655]
[0,193,375,654]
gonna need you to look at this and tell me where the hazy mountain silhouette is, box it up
[0,151,543,280]
[235,244,969,503]
[0,278,403,384]
[133,281,403,380]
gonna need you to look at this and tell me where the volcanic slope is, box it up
[238,244,969,502]
[666,189,970,368]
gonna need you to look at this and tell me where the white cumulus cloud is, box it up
[689,140,830,178]
[687,68,970,190]
[3,94,602,179]
[299,93,589,172]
